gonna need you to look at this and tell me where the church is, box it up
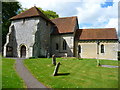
[3,6,118,60]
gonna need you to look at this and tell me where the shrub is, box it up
[29,56,36,59]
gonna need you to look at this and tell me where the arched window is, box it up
[56,43,59,50]
[78,45,81,53]
[63,40,67,50]
[101,44,104,53]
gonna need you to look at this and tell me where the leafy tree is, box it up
[18,8,28,14]
[44,10,59,19]
[2,2,21,48]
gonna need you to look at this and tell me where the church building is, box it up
[3,6,118,60]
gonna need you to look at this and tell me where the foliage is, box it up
[29,56,36,59]
[2,2,21,48]
[43,10,59,19]
[17,8,28,14]
[24,58,118,88]
[2,58,25,88]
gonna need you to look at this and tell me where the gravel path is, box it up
[15,58,47,88]
[101,65,119,68]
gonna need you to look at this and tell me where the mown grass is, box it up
[2,58,25,88]
[0,55,2,89]
[24,58,118,88]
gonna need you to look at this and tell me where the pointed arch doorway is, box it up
[20,45,26,58]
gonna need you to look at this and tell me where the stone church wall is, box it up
[76,41,118,60]
[51,34,74,57]
[4,16,54,58]
[14,18,40,58]
[34,17,53,57]
[4,25,17,57]
[4,17,40,58]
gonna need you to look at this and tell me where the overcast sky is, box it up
[17,0,120,38]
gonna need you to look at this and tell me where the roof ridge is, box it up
[10,6,54,24]
[78,28,115,30]
[75,28,118,40]
[51,16,77,20]
[10,7,38,20]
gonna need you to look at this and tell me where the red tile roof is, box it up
[51,16,77,34]
[10,6,54,24]
[75,28,118,40]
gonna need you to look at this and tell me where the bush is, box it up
[38,56,46,58]
[29,56,36,59]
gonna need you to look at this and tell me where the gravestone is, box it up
[52,54,56,65]
[65,53,67,57]
[53,62,61,76]
[97,59,101,66]
[47,53,50,58]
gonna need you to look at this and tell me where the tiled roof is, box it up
[10,6,54,24]
[75,28,118,40]
[51,16,77,34]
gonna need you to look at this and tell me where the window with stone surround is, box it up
[78,45,81,53]
[56,43,59,50]
[63,40,67,50]
[101,44,104,53]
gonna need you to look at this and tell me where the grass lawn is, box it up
[24,58,118,88]
[2,58,26,88]
[0,55,2,89]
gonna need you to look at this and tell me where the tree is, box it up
[44,10,59,19]
[19,7,59,19]
[2,2,21,49]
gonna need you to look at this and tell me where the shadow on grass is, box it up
[56,73,70,76]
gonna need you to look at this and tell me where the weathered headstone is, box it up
[47,53,50,58]
[52,54,56,65]
[65,53,67,57]
[97,59,101,66]
[53,62,61,76]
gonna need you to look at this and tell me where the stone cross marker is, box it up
[52,54,56,65]
[53,62,61,76]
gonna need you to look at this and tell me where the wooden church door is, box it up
[20,45,26,58]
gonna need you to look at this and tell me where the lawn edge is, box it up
[23,59,49,88]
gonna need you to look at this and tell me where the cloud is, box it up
[76,1,117,24]
[18,0,83,17]
[17,0,119,37]
[105,18,118,29]
[74,0,118,39]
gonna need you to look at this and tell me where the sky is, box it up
[17,0,120,39]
